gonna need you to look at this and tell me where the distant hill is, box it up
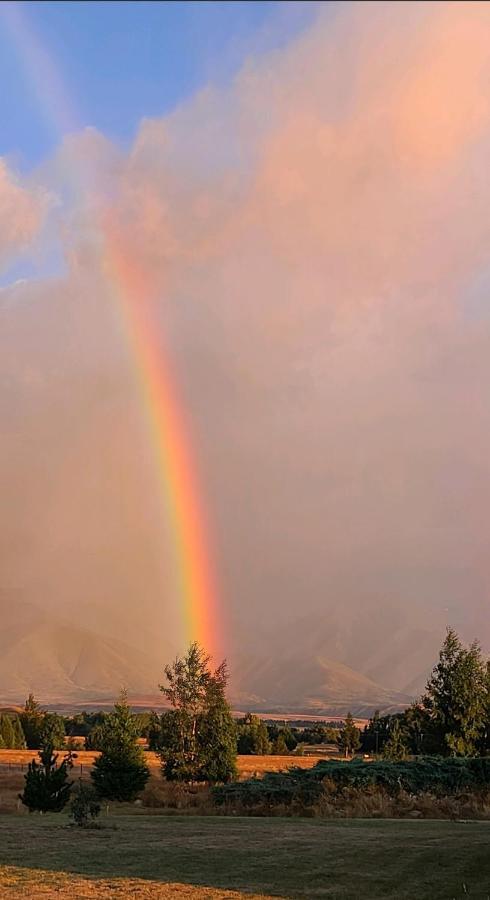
[0,603,409,715]
[0,602,170,702]
[228,653,411,717]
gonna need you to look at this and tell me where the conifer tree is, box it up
[337,712,361,758]
[19,746,73,813]
[422,628,486,756]
[91,691,150,802]
[20,694,45,750]
[12,716,26,749]
[382,719,408,761]
[0,715,14,749]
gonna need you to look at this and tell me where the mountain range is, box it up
[0,600,459,715]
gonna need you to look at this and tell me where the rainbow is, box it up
[1,2,222,658]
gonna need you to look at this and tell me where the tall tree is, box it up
[19,746,73,813]
[12,716,26,749]
[20,694,44,750]
[382,719,408,761]
[337,712,361,758]
[237,714,271,755]
[422,628,486,756]
[91,691,150,802]
[158,642,237,782]
[0,715,14,749]
[39,714,65,750]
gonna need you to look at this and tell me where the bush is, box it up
[19,747,73,813]
[70,781,101,827]
[214,757,490,812]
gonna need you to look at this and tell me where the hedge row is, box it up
[214,757,490,807]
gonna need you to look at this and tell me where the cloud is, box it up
[0,160,47,270]
[2,1,490,669]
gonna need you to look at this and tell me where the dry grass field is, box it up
[0,749,326,778]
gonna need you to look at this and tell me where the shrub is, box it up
[19,747,73,813]
[70,781,101,827]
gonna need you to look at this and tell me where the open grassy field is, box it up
[0,815,488,899]
[0,749,326,778]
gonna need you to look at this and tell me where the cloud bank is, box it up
[1,2,490,679]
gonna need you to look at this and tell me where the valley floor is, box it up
[0,815,488,899]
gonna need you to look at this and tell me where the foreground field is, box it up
[0,815,488,899]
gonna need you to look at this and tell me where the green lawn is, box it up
[0,815,489,899]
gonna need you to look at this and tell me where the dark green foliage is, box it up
[382,719,408,761]
[12,715,26,749]
[70,781,101,827]
[19,746,73,813]
[214,756,490,809]
[39,713,65,750]
[421,628,487,756]
[237,714,271,754]
[91,691,150,802]
[146,711,163,751]
[20,694,44,750]
[337,712,361,757]
[0,715,14,749]
[158,642,237,783]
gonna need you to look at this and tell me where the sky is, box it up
[1,1,489,688]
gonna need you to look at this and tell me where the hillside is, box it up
[0,603,409,714]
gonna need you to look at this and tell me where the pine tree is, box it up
[12,716,26,749]
[337,712,361,758]
[19,746,73,813]
[422,628,486,756]
[382,719,408,761]
[0,715,15,749]
[272,733,288,755]
[91,691,150,802]
[20,694,45,750]
[158,642,237,783]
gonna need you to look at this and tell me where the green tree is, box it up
[272,733,288,755]
[20,694,45,749]
[145,711,163,751]
[39,714,65,750]
[91,691,150,802]
[19,746,73,813]
[12,716,26,749]
[0,715,15,749]
[70,781,101,827]
[421,628,486,756]
[382,719,408,761]
[237,714,271,754]
[337,712,361,758]
[158,642,237,783]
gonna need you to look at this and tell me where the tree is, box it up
[337,712,361,758]
[382,719,408,761]
[12,716,26,749]
[421,628,486,756]
[237,714,271,755]
[272,733,288,755]
[39,714,65,750]
[91,691,150,802]
[20,694,45,750]
[146,711,163,752]
[19,746,73,813]
[70,781,101,827]
[158,642,237,783]
[0,715,14,749]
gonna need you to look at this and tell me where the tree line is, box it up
[6,628,490,818]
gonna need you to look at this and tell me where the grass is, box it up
[0,749,325,777]
[0,815,488,898]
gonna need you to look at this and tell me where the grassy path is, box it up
[0,815,488,898]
